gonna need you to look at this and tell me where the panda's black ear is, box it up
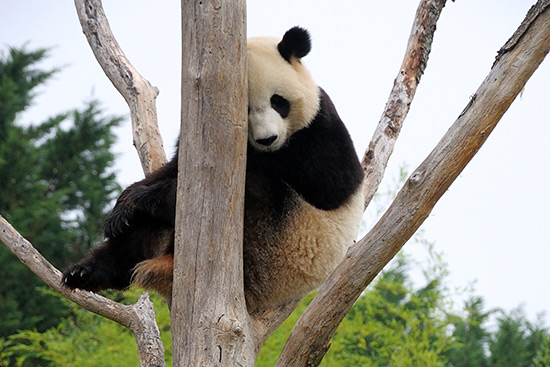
[277,26,311,63]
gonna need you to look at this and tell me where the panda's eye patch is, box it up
[270,94,290,118]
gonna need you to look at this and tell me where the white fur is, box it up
[279,187,365,300]
[246,186,365,311]
[242,34,365,312]
[247,36,320,151]
[248,108,288,150]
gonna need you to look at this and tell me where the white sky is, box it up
[1,0,549,322]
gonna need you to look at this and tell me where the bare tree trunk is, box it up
[276,1,550,365]
[170,0,251,365]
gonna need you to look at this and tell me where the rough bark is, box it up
[74,0,167,172]
[72,1,168,365]
[276,1,550,366]
[171,0,251,365]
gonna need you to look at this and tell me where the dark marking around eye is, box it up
[270,94,290,118]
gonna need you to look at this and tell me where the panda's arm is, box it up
[104,155,178,238]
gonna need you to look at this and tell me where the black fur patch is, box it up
[248,88,364,211]
[270,94,290,118]
[277,26,312,63]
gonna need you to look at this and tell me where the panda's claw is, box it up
[104,205,134,239]
[62,264,94,291]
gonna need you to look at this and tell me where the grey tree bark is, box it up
[0,216,165,367]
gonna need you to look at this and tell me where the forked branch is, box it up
[0,1,169,366]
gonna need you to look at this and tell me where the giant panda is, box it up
[62,26,365,313]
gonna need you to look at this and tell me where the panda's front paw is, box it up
[62,264,97,291]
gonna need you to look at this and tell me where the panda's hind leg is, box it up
[63,219,173,293]
[62,237,138,292]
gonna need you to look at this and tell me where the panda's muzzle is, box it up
[256,135,278,147]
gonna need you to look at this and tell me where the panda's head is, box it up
[247,27,320,152]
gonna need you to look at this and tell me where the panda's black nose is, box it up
[256,135,278,146]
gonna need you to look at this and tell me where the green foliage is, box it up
[486,309,548,367]
[323,256,454,367]
[0,47,57,135]
[0,46,122,336]
[489,310,529,367]
[1,290,171,367]
[445,297,492,367]
[257,253,550,367]
[2,249,548,367]
[533,334,550,367]
[257,255,455,367]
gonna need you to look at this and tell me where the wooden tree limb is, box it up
[74,0,167,173]
[362,0,448,208]
[0,215,165,367]
[277,1,550,365]
[71,1,167,365]
[249,299,301,348]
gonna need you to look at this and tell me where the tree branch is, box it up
[0,215,165,367]
[0,1,172,365]
[277,1,550,365]
[71,1,167,365]
[74,0,167,173]
[361,0,448,208]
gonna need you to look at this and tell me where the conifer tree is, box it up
[0,47,121,336]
